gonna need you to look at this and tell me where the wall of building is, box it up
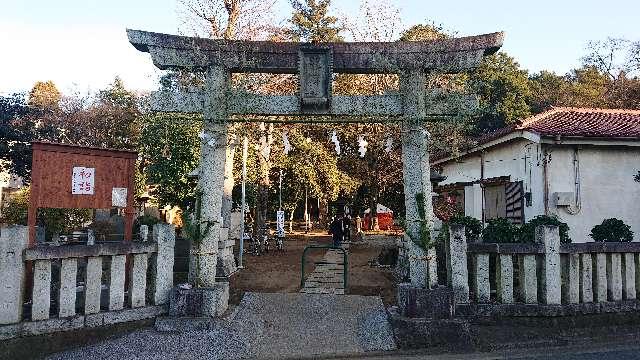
[437,138,545,222]
[545,145,640,242]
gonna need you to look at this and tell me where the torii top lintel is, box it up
[127,29,503,74]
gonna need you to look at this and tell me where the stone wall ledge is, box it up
[466,242,640,254]
[456,300,640,318]
[24,242,158,261]
[0,305,166,340]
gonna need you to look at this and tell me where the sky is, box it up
[1,0,638,96]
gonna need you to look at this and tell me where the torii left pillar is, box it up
[192,66,230,316]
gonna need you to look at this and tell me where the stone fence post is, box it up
[0,226,29,324]
[447,224,469,304]
[152,223,176,305]
[536,225,561,304]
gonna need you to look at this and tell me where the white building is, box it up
[432,107,640,243]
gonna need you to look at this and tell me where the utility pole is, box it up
[238,136,248,269]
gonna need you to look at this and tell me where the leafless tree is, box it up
[177,0,278,40]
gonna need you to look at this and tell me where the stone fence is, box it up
[447,225,640,317]
[0,224,175,339]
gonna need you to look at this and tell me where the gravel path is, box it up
[49,292,396,359]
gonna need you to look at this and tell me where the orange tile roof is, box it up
[433,107,640,163]
[516,107,640,138]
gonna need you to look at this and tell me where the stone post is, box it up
[195,65,229,289]
[518,255,538,304]
[448,225,469,304]
[473,253,490,303]
[152,223,175,305]
[537,225,561,304]
[561,253,580,304]
[579,253,593,303]
[400,69,434,288]
[622,253,636,300]
[593,253,607,302]
[606,253,623,301]
[0,226,28,324]
[496,254,514,304]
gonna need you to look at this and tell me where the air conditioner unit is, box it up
[555,192,573,207]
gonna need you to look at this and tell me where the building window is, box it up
[483,181,524,224]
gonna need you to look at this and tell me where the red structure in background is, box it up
[27,142,138,246]
[363,204,395,231]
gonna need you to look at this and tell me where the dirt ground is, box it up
[229,232,398,306]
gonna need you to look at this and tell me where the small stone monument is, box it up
[87,229,95,246]
[139,225,149,242]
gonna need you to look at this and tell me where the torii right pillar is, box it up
[400,69,438,289]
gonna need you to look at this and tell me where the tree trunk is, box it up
[318,197,329,229]
[288,208,294,232]
[368,187,379,231]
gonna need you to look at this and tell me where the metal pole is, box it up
[279,169,283,211]
[238,136,248,269]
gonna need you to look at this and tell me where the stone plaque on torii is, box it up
[128,29,503,315]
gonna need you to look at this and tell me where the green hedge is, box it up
[519,215,571,244]
[590,218,634,242]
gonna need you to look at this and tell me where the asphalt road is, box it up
[312,342,640,360]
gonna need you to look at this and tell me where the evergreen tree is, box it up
[470,53,532,132]
[289,0,343,42]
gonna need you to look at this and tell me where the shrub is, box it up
[449,214,482,242]
[519,215,571,244]
[1,188,91,240]
[1,188,29,225]
[590,218,634,242]
[482,218,519,243]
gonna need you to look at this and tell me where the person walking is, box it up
[342,215,351,243]
[329,215,344,248]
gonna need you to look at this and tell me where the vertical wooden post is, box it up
[124,157,136,241]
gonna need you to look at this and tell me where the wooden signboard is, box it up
[28,142,138,245]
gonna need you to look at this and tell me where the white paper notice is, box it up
[72,167,95,195]
[112,188,128,207]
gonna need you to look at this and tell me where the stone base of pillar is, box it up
[408,238,428,287]
[167,282,229,319]
[397,283,454,319]
[218,228,236,277]
[388,307,472,351]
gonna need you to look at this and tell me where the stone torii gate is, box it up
[128,29,503,315]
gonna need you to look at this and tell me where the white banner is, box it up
[276,210,285,237]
